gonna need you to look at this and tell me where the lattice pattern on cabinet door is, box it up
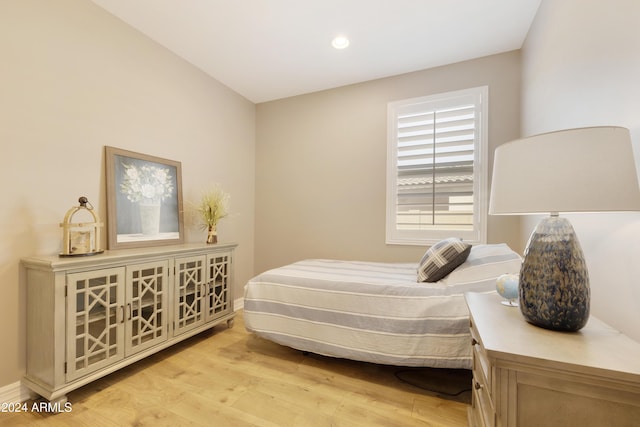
[72,272,121,374]
[175,257,205,333]
[129,264,167,351]
[208,255,230,317]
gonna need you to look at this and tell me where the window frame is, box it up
[386,86,488,246]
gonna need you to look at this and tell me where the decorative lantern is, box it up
[60,196,104,257]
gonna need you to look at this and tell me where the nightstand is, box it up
[465,292,640,427]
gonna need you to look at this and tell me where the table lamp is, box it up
[489,126,640,331]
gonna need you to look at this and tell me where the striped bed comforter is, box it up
[243,244,522,369]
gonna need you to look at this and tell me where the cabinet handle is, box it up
[474,381,483,390]
[119,306,125,323]
[127,303,132,320]
[471,338,479,346]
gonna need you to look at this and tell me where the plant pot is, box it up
[206,225,217,244]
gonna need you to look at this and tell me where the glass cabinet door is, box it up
[125,261,169,355]
[66,267,125,381]
[205,253,232,322]
[174,255,206,336]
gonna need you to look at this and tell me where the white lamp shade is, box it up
[489,126,640,215]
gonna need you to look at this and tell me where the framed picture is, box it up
[105,146,184,249]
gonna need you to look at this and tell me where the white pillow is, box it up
[445,243,522,284]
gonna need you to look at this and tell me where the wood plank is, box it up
[6,312,468,426]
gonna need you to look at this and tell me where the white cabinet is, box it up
[22,243,236,403]
[204,252,232,322]
[173,252,233,336]
[174,256,207,336]
[65,267,126,382]
[465,292,640,427]
[65,261,170,382]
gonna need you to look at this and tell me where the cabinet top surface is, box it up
[21,242,237,270]
[465,292,640,380]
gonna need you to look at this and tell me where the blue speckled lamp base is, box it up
[519,216,590,332]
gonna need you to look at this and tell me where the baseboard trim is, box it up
[0,381,35,403]
[234,297,244,311]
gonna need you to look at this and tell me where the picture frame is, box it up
[105,146,184,249]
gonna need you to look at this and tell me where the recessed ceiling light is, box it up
[331,35,350,49]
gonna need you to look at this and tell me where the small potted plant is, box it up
[196,185,229,244]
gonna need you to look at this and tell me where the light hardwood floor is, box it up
[1,311,469,426]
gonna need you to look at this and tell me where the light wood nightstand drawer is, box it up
[469,317,496,427]
[471,379,494,427]
[470,319,491,393]
[465,292,640,427]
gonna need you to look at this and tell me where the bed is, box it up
[243,243,522,369]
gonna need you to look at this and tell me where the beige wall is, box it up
[255,51,522,274]
[0,0,255,387]
[522,0,640,341]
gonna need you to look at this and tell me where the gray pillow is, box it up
[417,238,472,282]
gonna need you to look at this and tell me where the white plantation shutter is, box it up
[386,87,488,245]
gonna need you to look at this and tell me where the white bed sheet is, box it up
[243,244,522,368]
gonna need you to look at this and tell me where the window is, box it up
[386,87,488,245]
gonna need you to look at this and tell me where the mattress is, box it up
[243,244,522,368]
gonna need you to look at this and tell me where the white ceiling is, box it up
[90,0,542,103]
